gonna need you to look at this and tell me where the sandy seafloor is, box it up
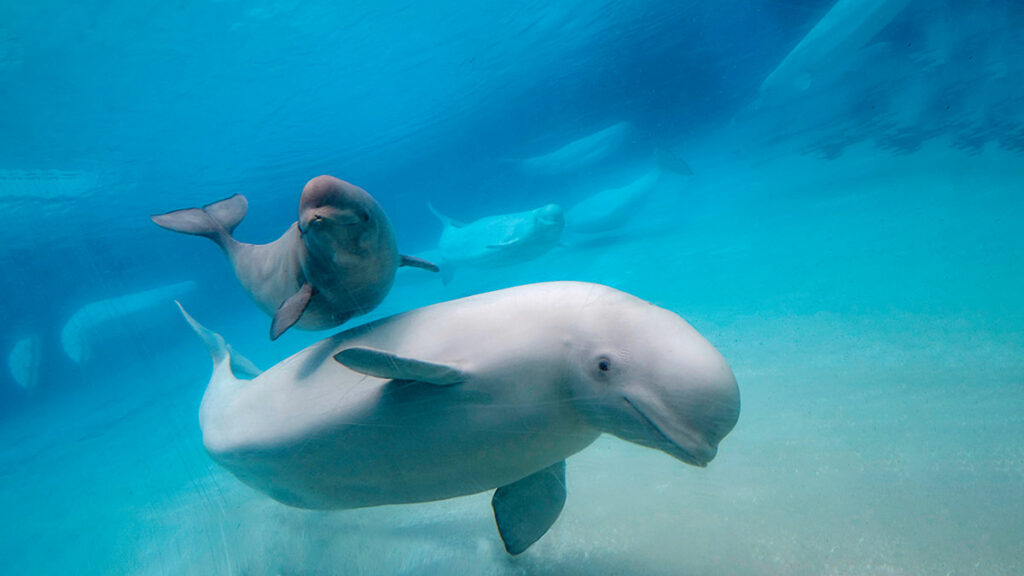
[1,136,1022,575]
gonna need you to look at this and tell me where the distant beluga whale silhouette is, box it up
[179,281,739,555]
[153,175,438,339]
[758,0,911,99]
[8,335,41,390]
[565,148,693,236]
[428,202,564,283]
[61,280,197,364]
[517,121,634,176]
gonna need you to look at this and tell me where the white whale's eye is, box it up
[590,351,630,382]
[592,355,613,380]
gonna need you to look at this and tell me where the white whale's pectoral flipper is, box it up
[333,347,465,386]
[492,460,567,555]
[487,238,523,249]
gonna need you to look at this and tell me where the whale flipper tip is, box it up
[270,283,315,340]
[492,460,567,555]
[400,254,440,273]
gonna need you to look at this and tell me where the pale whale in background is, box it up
[565,149,693,235]
[153,175,438,340]
[759,0,911,99]
[8,335,41,390]
[181,281,740,555]
[517,121,634,176]
[61,281,196,364]
[429,202,564,282]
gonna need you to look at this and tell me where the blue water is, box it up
[2,1,1023,574]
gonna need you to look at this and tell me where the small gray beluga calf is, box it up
[180,281,740,555]
[153,175,437,339]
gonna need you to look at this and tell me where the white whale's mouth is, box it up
[621,396,717,467]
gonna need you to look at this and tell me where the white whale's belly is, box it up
[213,405,597,509]
[201,316,598,509]
[206,374,598,508]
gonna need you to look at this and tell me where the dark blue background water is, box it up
[0,0,825,405]
[6,0,1020,407]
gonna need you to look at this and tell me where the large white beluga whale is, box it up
[180,281,740,554]
[758,0,912,99]
[153,175,438,339]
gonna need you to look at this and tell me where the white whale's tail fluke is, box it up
[654,147,694,177]
[176,301,261,381]
[8,334,41,391]
[427,202,448,226]
[428,202,466,229]
[152,194,248,250]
